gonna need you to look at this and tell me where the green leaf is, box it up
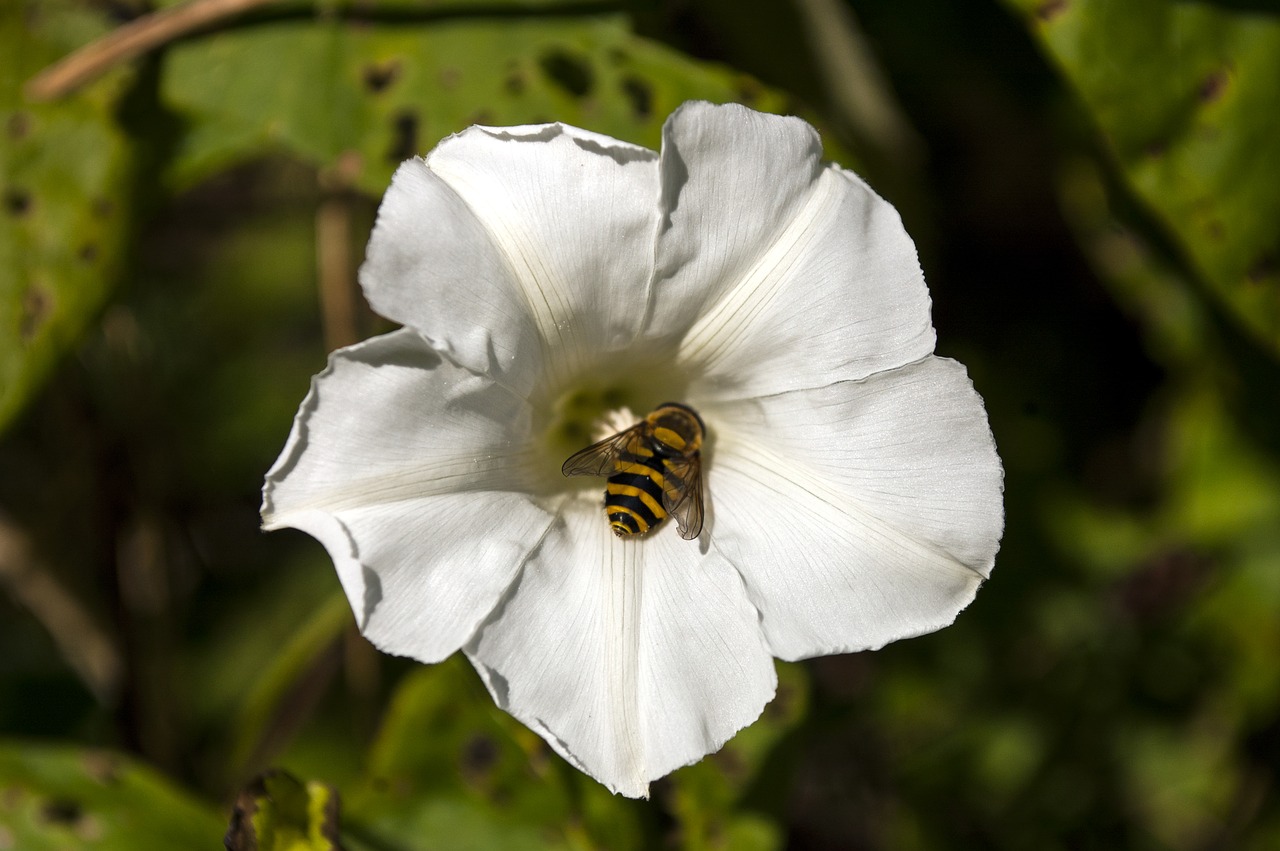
[217,588,352,782]
[1046,152,1280,843]
[664,663,808,851]
[225,770,342,851]
[346,656,644,851]
[0,741,224,850]
[348,658,811,850]
[1004,0,1280,353]
[160,13,787,195]
[0,1,137,434]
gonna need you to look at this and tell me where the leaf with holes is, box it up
[1004,0,1280,353]
[160,14,789,195]
[0,742,224,850]
[0,0,137,434]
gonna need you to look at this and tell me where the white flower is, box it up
[262,101,1004,798]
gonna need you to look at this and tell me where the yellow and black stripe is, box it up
[561,401,706,540]
[605,447,671,536]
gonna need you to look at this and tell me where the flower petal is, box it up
[262,328,555,662]
[649,102,934,398]
[466,505,776,798]
[701,356,1003,660]
[360,124,660,396]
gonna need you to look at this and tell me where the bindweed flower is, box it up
[262,101,1003,798]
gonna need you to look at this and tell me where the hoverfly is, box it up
[561,402,706,540]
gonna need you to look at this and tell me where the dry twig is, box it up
[0,513,123,702]
[26,0,283,101]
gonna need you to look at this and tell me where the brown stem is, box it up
[792,0,923,167]
[316,197,360,351]
[316,153,364,351]
[25,0,284,101]
[0,513,123,703]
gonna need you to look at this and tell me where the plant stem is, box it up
[26,0,284,101]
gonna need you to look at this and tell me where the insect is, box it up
[562,402,706,540]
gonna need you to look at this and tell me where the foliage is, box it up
[0,742,225,849]
[1,0,1279,848]
[0,0,137,434]
[161,10,790,195]
[1003,0,1280,353]
[225,770,342,851]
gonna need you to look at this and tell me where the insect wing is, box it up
[561,426,643,478]
[662,455,705,540]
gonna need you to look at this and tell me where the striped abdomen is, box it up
[605,447,670,536]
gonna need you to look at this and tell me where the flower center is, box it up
[533,356,690,496]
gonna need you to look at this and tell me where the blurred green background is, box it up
[3,0,1279,848]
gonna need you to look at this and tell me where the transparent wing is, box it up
[561,426,642,478]
[662,455,705,540]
